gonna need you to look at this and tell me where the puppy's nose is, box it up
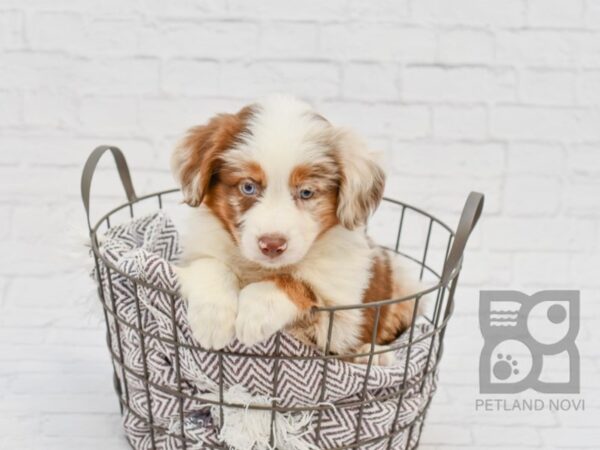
[258,234,288,258]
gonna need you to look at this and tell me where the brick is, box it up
[0,136,156,168]
[0,53,80,90]
[79,58,160,96]
[0,340,109,364]
[138,97,243,136]
[0,207,10,239]
[459,252,513,286]
[320,25,436,62]
[23,90,77,128]
[514,252,571,285]
[568,146,600,177]
[220,61,340,98]
[504,176,562,216]
[520,70,576,106]
[420,424,472,445]
[0,390,118,414]
[320,102,430,138]
[80,18,141,56]
[28,437,127,450]
[432,106,488,139]
[485,218,594,251]
[412,0,525,26]
[386,174,503,215]
[0,90,22,127]
[227,0,350,20]
[438,29,494,64]
[543,427,600,447]
[141,0,228,18]
[45,327,107,347]
[574,32,600,67]
[0,242,63,277]
[0,11,24,49]
[163,59,219,95]
[403,67,516,102]
[139,21,258,58]
[41,414,121,438]
[578,70,600,104]
[0,165,83,202]
[565,181,600,217]
[79,96,138,134]
[496,31,577,66]
[11,372,111,395]
[346,0,409,19]
[391,142,505,176]
[507,143,564,175]
[528,0,584,28]
[0,415,40,436]
[342,63,399,100]
[472,426,541,446]
[492,106,600,141]
[259,23,319,58]
[29,12,85,51]
[0,327,45,345]
[586,0,600,29]
[10,206,80,241]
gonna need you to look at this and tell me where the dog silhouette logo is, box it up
[479,290,580,394]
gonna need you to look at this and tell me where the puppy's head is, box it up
[172,95,385,268]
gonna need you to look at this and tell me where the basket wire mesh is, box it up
[81,146,483,450]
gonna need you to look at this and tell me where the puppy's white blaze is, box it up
[229,95,333,267]
[240,95,331,174]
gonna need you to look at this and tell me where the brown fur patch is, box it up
[204,161,266,241]
[173,105,255,207]
[288,163,337,188]
[361,249,415,345]
[269,274,317,310]
[315,190,340,235]
[289,162,340,236]
[220,161,266,188]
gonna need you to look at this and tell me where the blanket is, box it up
[93,212,438,450]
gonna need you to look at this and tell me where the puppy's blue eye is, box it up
[240,181,257,196]
[299,188,314,200]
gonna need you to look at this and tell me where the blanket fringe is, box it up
[191,372,318,450]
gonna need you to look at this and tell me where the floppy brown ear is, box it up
[171,106,254,206]
[334,128,386,229]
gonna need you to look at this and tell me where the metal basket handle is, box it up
[81,145,138,231]
[441,191,484,284]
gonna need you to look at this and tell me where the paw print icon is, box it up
[479,290,579,394]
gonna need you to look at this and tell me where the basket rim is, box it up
[89,188,462,311]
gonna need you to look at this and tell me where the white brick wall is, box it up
[1,1,599,449]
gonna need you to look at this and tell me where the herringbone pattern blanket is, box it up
[93,212,438,450]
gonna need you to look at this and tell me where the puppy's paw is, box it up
[187,294,237,350]
[235,281,298,347]
[353,344,396,367]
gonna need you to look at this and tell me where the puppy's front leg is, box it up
[235,274,316,347]
[176,258,239,350]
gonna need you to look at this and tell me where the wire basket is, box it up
[81,146,483,450]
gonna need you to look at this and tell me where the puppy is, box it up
[173,95,416,365]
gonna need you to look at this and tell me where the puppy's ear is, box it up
[171,106,254,206]
[334,128,386,229]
